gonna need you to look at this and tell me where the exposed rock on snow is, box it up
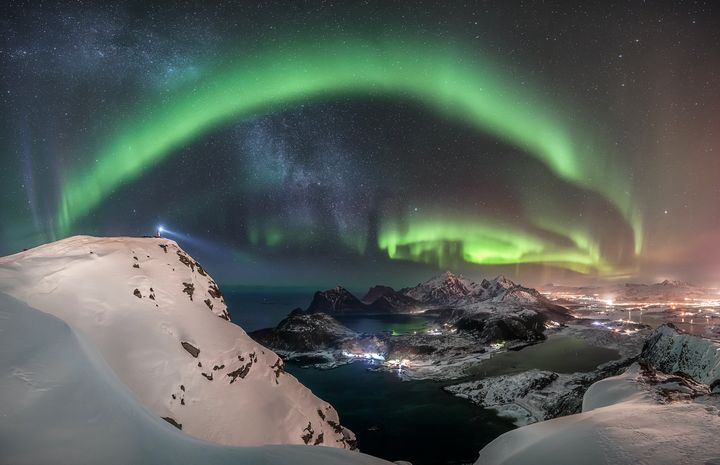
[0,236,355,449]
[641,323,720,384]
[402,272,560,310]
[403,271,474,305]
[445,357,637,426]
[0,292,392,465]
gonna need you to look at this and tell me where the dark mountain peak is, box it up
[250,312,357,352]
[362,285,396,304]
[306,287,368,314]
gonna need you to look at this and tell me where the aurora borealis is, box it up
[2,1,719,287]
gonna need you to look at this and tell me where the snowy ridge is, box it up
[0,236,355,449]
[403,271,549,308]
[403,271,473,304]
[641,323,720,385]
[0,292,391,465]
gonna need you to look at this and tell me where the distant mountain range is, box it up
[304,271,561,315]
[542,279,717,304]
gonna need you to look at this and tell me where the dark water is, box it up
[469,335,621,376]
[226,289,621,465]
[286,362,516,465]
[222,287,314,331]
[288,335,620,465]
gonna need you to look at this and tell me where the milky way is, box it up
[2,1,719,286]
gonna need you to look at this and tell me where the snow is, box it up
[642,323,720,384]
[0,292,392,465]
[0,236,355,449]
[444,370,558,425]
[475,364,720,465]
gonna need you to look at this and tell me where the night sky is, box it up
[1,1,719,288]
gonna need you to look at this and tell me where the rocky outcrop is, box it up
[367,291,423,313]
[453,309,547,344]
[250,313,358,352]
[445,357,637,425]
[361,285,396,303]
[641,323,720,385]
[306,287,370,314]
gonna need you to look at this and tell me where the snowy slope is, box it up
[403,271,473,304]
[0,236,355,449]
[641,323,720,384]
[0,292,392,465]
[475,364,720,465]
[403,271,552,308]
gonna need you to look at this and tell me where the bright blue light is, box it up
[158,225,164,233]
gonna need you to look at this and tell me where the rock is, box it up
[182,282,194,301]
[181,341,200,358]
[641,323,720,384]
[250,313,358,353]
[362,285,397,303]
[162,417,182,430]
[227,362,252,384]
[306,287,369,314]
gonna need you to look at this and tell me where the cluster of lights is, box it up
[341,351,385,361]
[424,323,458,336]
[387,359,411,371]
[591,319,643,336]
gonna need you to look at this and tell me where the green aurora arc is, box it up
[57,36,642,274]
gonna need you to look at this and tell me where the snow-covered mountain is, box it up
[0,292,392,465]
[0,236,356,449]
[402,271,551,307]
[641,323,720,385]
[403,271,474,305]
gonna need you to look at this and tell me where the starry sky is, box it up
[1,1,719,288]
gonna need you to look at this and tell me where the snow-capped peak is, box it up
[403,270,473,305]
[0,235,356,449]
